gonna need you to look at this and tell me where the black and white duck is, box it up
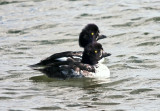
[37,42,110,79]
[31,24,110,67]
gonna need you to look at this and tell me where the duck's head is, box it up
[82,42,103,65]
[79,24,107,48]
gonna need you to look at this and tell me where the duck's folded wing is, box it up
[35,61,71,79]
[34,60,96,79]
[73,62,95,72]
[31,51,83,67]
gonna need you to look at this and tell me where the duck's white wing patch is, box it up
[72,56,81,59]
[56,56,82,62]
[56,57,68,61]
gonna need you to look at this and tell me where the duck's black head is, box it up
[79,24,107,48]
[81,42,103,65]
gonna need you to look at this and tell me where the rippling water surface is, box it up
[0,0,160,110]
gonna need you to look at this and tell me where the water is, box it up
[0,0,160,110]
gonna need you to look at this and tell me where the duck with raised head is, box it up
[37,42,110,79]
[31,24,110,67]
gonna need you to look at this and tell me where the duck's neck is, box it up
[81,53,98,65]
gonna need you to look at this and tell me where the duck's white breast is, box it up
[98,58,105,63]
[94,63,110,78]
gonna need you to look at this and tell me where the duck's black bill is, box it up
[102,52,111,58]
[97,35,107,40]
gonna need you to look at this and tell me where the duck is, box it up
[36,42,110,79]
[31,24,110,67]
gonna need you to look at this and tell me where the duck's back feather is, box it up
[32,51,83,66]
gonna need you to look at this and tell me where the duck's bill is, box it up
[102,52,111,58]
[97,35,107,40]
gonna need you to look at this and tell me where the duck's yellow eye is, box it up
[91,32,94,36]
[95,50,97,53]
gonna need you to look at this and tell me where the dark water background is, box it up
[0,0,160,110]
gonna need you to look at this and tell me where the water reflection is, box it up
[30,75,111,88]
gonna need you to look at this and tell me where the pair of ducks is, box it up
[31,24,111,79]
